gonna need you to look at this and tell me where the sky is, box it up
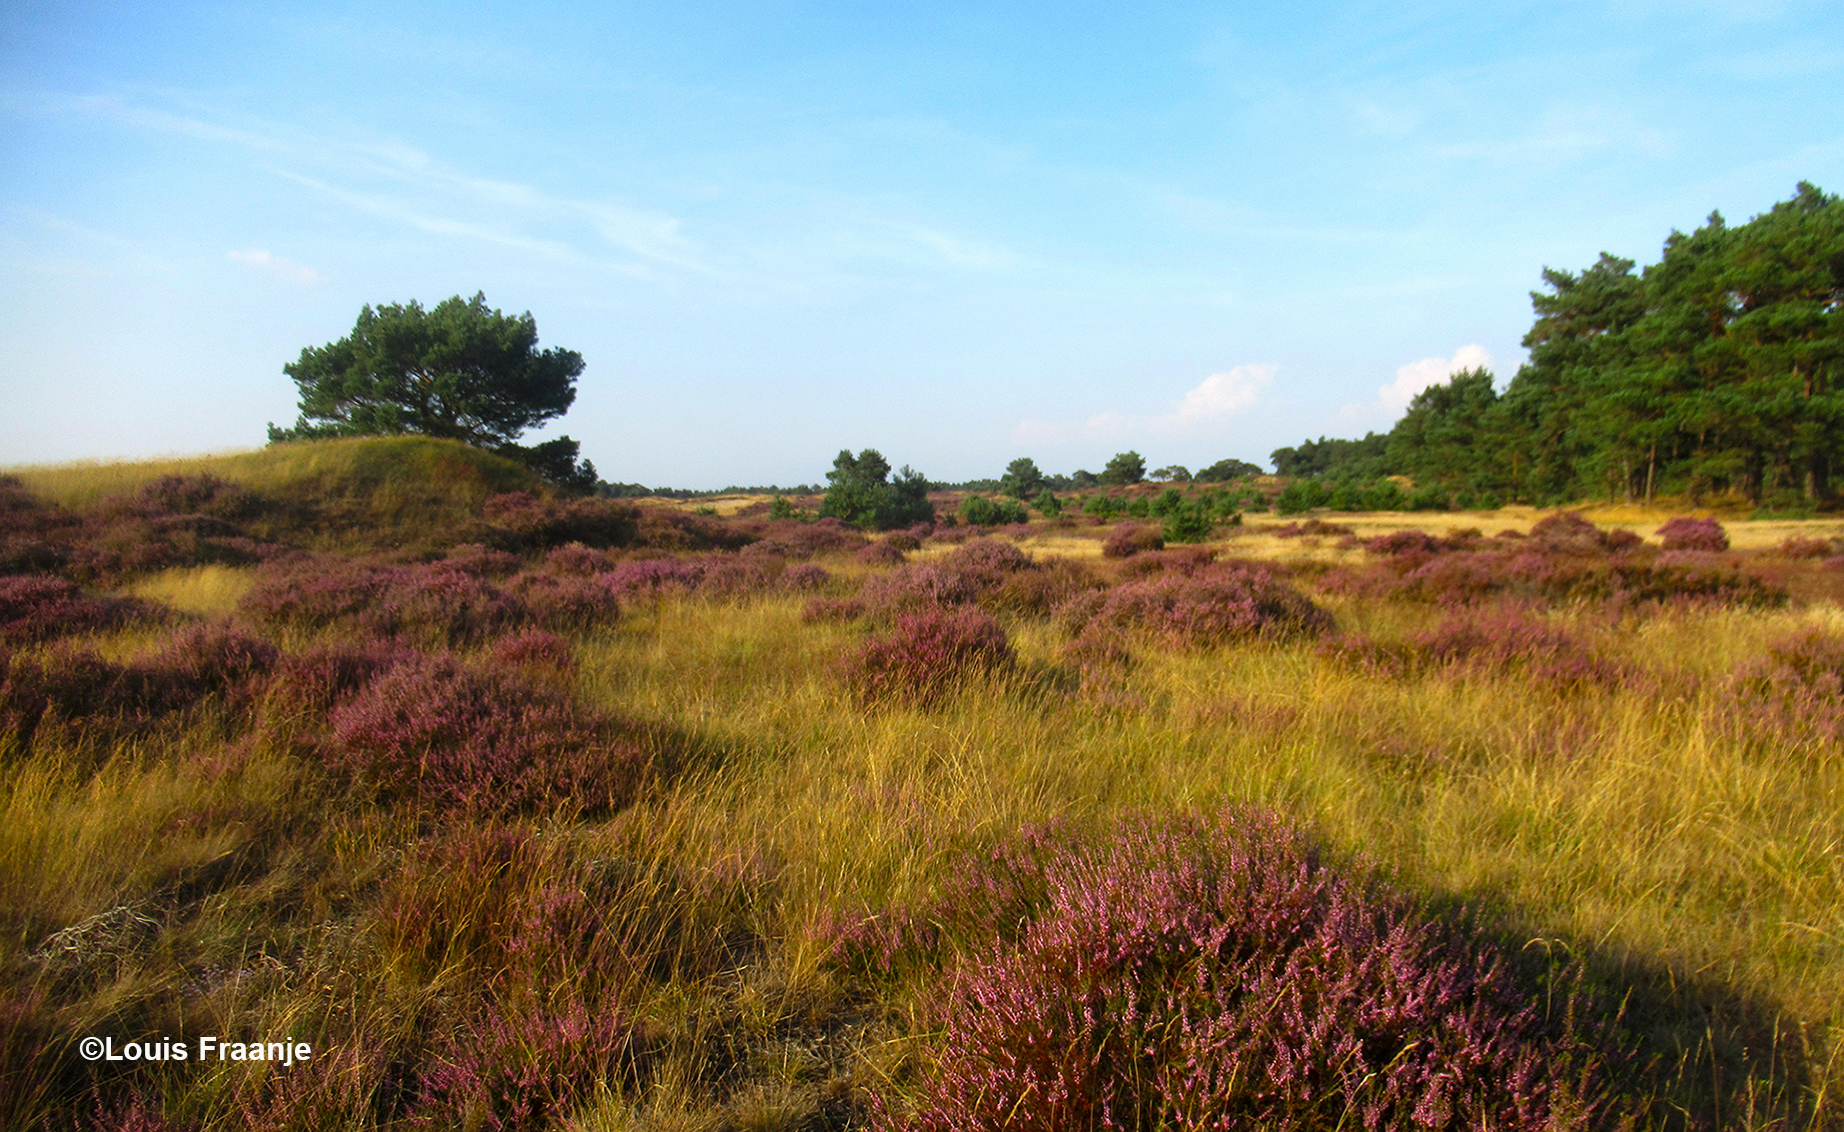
[2,1,1841,488]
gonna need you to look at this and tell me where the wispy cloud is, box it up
[227,248,325,285]
[61,93,706,275]
[1012,365,1275,447]
[1334,345,1493,430]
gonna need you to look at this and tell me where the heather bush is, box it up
[1273,518,1354,539]
[940,538,1033,589]
[364,562,527,644]
[985,556,1103,617]
[631,505,755,552]
[487,628,576,675]
[443,542,523,577]
[840,608,1013,706]
[538,542,615,575]
[781,562,832,591]
[1101,523,1163,558]
[1530,511,1619,555]
[735,516,868,558]
[325,653,645,813]
[1775,536,1835,559]
[856,540,907,566]
[857,564,979,619]
[1656,516,1730,552]
[476,491,639,551]
[841,808,1642,1132]
[1115,546,1220,581]
[884,530,922,552]
[802,596,866,623]
[1729,629,1844,745]
[504,570,620,629]
[596,555,704,600]
[1069,565,1333,648]
[0,575,154,643]
[128,473,262,522]
[411,999,642,1132]
[259,640,417,722]
[1321,608,1636,691]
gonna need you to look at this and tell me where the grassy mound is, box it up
[7,437,544,552]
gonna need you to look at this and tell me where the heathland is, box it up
[2,437,1842,1130]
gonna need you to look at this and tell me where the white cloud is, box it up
[227,248,326,285]
[1012,365,1275,447]
[1335,344,1493,429]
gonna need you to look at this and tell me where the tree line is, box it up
[1275,182,1843,510]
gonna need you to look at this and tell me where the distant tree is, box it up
[1386,368,1500,496]
[1101,451,1146,485]
[1070,469,1100,488]
[1000,457,1046,499]
[1195,458,1262,482]
[1150,465,1191,483]
[820,449,934,529]
[269,292,595,488]
[1033,489,1063,517]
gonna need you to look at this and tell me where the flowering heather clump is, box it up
[1273,518,1355,539]
[1073,565,1333,648]
[325,653,645,813]
[940,538,1034,589]
[802,596,866,623]
[840,608,1012,706]
[1324,608,1635,690]
[1730,629,1844,744]
[1116,546,1220,580]
[840,808,1642,1132]
[129,473,262,522]
[259,640,416,721]
[145,624,280,697]
[631,505,756,552]
[597,554,704,600]
[411,1000,642,1132]
[690,557,777,598]
[476,491,639,551]
[538,541,613,576]
[442,542,522,577]
[1362,529,1444,557]
[487,628,575,675]
[1656,516,1730,552]
[1530,511,1620,555]
[858,563,980,619]
[0,575,153,644]
[781,563,831,591]
[856,540,907,566]
[362,562,526,644]
[737,516,868,558]
[504,570,620,629]
[1102,522,1163,558]
[987,556,1103,617]
[241,556,397,629]
[884,530,922,552]
[1775,536,1836,559]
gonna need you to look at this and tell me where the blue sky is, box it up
[3,1,1841,487]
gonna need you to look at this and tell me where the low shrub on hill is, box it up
[1066,565,1333,649]
[0,576,155,644]
[1656,516,1729,552]
[325,652,645,814]
[840,608,1012,706]
[1101,523,1163,558]
[835,808,1644,1132]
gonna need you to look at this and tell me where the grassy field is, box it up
[2,444,1842,1129]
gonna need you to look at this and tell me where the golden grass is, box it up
[126,566,256,617]
[7,536,1844,1128]
[5,436,539,511]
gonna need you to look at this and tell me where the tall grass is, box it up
[3,500,1841,1129]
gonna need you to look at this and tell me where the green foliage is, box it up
[270,293,595,487]
[960,495,1030,526]
[1101,451,1146,485]
[1276,480,1332,515]
[1000,457,1046,499]
[1195,458,1262,482]
[1360,480,1409,511]
[1163,506,1216,543]
[1125,497,1152,518]
[1033,490,1063,517]
[1083,493,1122,519]
[1270,433,1392,481]
[1149,488,1186,517]
[768,494,801,521]
[1150,465,1191,483]
[820,449,934,530]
